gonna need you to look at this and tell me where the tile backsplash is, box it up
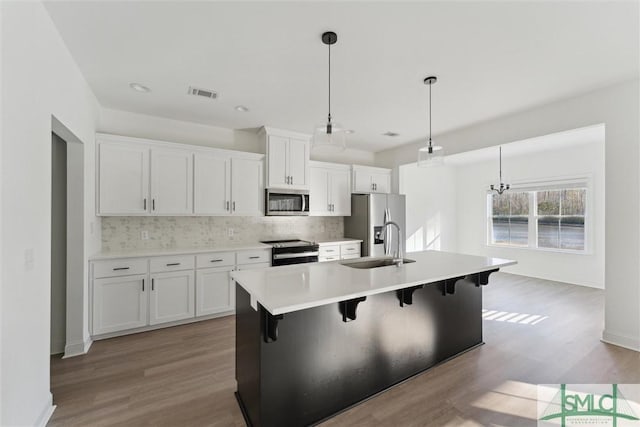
[101,216,344,251]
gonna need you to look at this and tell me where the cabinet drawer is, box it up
[196,252,235,269]
[319,255,340,262]
[319,245,340,256]
[341,254,360,260]
[93,258,148,279]
[236,262,271,271]
[341,243,361,256]
[150,255,195,273]
[237,249,271,265]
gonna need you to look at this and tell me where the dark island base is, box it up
[235,272,497,427]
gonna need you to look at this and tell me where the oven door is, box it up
[266,189,310,216]
[272,246,319,266]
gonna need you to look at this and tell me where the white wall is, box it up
[98,108,376,166]
[455,140,605,288]
[377,79,640,351]
[1,2,101,425]
[399,163,457,252]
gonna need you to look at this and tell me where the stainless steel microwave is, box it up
[265,189,310,216]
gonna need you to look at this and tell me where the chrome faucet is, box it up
[381,220,403,266]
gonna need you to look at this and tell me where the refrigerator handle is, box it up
[386,208,392,256]
[382,208,388,255]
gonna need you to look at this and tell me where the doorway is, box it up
[50,133,67,354]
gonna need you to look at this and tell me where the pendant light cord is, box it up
[428,81,432,147]
[499,146,503,181]
[328,42,331,124]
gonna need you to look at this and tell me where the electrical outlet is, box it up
[227,228,234,237]
[141,230,149,240]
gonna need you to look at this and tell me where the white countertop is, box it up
[316,238,363,245]
[90,242,271,260]
[231,250,516,315]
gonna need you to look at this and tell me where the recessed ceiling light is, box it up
[344,129,355,134]
[129,83,151,93]
[235,105,249,112]
[383,131,399,137]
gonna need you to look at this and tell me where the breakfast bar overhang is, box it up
[231,250,516,427]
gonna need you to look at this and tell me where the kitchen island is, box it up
[231,250,516,427]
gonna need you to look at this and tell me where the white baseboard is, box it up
[34,392,56,427]
[63,337,93,358]
[601,329,640,352]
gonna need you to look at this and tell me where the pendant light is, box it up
[490,146,510,195]
[417,76,444,167]
[312,31,346,152]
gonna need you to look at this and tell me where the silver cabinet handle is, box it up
[152,199,156,211]
[233,201,236,211]
[152,278,155,291]
[142,278,145,292]
[143,198,147,210]
[285,175,288,184]
[226,201,230,211]
[290,175,293,185]
[325,249,335,253]
[210,259,224,263]
[166,263,180,266]
[113,267,130,271]
[249,256,260,259]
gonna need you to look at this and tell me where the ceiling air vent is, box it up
[187,86,218,100]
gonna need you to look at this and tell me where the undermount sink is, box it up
[341,258,416,269]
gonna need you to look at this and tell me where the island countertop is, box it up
[231,250,516,315]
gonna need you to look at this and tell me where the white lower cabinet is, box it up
[92,274,148,335]
[91,249,272,337]
[196,266,234,316]
[149,270,195,325]
[318,241,362,262]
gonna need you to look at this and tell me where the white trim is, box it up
[63,337,93,358]
[96,133,265,160]
[601,329,640,352]
[34,393,55,427]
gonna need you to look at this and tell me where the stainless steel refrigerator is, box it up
[344,193,406,257]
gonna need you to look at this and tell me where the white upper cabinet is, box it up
[150,148,193,215]
[261,128,310,190]
[330,168,351,215]
[194,153,231,215]
[266,135,289,188]
[287,138,309,188]
[98,142,149,215]
[352,165,392,194]
[230,158,263,216]
[309,161,351,216]
[97,134,264,216]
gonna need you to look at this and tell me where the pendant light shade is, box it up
[490,146,510,194]
[417,76,444,167]
[312,31,347,152]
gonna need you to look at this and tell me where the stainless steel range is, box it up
[260,239,319,266]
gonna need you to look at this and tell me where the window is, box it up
[488,185,587,252]
[490,192,529,246]
[536,189,586,250]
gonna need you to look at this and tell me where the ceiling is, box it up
[446,124,605,165]
[44,1,638,152]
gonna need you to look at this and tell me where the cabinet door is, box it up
[353,170,373,193]
[231,158,263,216]
[309,167,330,215]
[267,135,289,188]
[196,266,234,316]
[372,172,391,193]
[149,271,195,325]
[98,143,149,215]
[150,149,193,215]
[288,138,309,188]
[330,169,351,215]
[194,153,230,215]
[92,274,147,335]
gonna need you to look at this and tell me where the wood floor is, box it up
[49,273,640,426]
